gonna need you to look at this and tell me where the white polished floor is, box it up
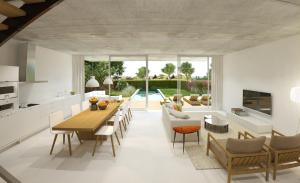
[0,111,300,183]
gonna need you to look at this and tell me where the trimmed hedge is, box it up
[113,79,209,91]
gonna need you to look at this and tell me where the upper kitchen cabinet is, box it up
[0,65,19,82]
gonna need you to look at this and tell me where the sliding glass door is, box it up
[84,55,213,110]
[178,56,212,108]
[148,56,178,110]
[110,56,147,110]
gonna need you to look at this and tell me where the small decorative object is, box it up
[70,91,76,95]
[98,101,108,110]
[89,96,99,111]
[173,103,182,112]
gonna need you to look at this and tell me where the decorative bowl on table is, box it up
[98,101,108,110]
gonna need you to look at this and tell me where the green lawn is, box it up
[110,90,122,96]
[112,88,192,98]
[159,88,191,97]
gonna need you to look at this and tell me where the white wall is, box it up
[0,39,73,104]
[19,46,73,103]
[223,34,300,135]
[0,39,20,66]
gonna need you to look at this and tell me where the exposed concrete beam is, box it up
[273,0,300,6]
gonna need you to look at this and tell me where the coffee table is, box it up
[204,115,229,133]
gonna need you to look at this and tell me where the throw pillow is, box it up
[173,94,182,101]
[226,136,266,154]
[201,95,209,101]
[173,103,182,112]
[190,95,199,101]
[270,133,300,150]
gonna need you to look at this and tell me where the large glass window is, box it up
[148,56,177,109]
[84,55,213,110]
[179,56,212,108]
[84,60,109,93]
[110,56,147,110]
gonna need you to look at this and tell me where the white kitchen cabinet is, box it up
[0,113,21,149]
[17,106,45,140]
[0,94,82,151]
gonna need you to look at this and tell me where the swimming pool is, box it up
[131,89,164,101]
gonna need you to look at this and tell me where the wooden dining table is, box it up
[52,101,122,154]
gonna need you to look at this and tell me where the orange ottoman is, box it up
[173,125,201,153]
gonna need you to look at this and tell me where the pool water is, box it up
[132,89,163,101]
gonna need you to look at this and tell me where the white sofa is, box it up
[162,104,227,142]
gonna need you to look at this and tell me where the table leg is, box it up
[50,134,58,155]
[67,134,72,156]
[75,131,82,144]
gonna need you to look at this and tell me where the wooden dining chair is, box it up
[126,100,133,120]
[93,110,121,157]
[121,102,131,125]
[49,111,73,156]
[108,107,125,138]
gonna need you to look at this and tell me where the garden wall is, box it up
[113,80,209,91]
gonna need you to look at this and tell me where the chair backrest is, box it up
[113,110,121,132]
[71,104,81,116]
[122,101,129,113]
[82,100,90,111]
[49,111,64,133]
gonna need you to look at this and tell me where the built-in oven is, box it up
[0,98,18,116]
[0,82,18,100]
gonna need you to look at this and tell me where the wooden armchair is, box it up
[207,132,270,183]
[244,130,300,180]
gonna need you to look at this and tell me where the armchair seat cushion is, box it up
[270,134,300,150]
[226,136,266,154]
[210,139,228,166]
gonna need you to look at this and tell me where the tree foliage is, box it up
[161,63,175,79]
[110,61,125,79]
[85,61,125,85]
[136,66,149,79]
[180,62,195,80]
[85,61,109,85]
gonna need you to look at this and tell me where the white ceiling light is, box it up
[86,76,99,87]
[103,76,113,85]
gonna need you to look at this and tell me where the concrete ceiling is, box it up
[12,0,300,55]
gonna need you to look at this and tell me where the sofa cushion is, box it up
[270,134,300,150]
[226,136,266,154]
